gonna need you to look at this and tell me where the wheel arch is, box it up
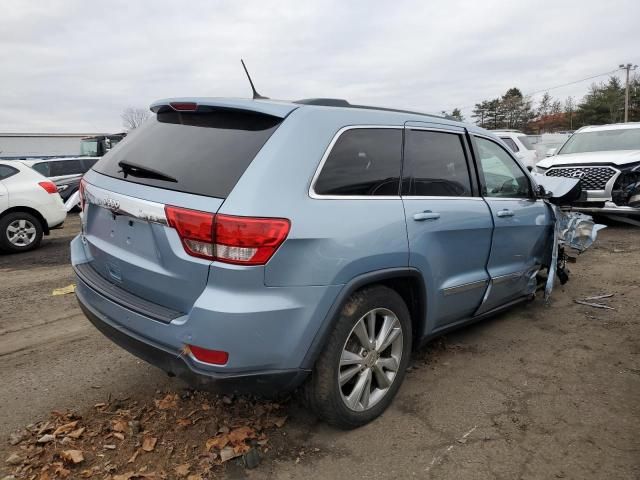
[301,268,427,369]
[0,206,49,234]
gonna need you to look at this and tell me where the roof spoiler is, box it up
[149,98,296,119]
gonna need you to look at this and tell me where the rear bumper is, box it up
[76,277,310,395]
[70,234,341,393]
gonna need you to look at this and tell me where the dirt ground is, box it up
[1,214,639,479]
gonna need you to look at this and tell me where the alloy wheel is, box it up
[338,308,404,412]
[6,219,37,247]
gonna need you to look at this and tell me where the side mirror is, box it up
[536,184,552,199]
[546,148,557,157]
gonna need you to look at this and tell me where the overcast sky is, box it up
[1,0,638,132]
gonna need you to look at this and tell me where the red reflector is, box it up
[170,102,197,111]
[188,345,228,365]
[165,206,215,259]
[214,214,290,265]
[38,181,58,194]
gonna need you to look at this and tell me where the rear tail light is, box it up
[214,214,290,265]
[165,206,215,259]
[164,206,290,265]
[38,181,58,194]
[187,345,228,365]
[79,178,86,211]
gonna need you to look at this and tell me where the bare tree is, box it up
[121,107,150,131]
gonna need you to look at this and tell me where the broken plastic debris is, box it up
[52,284,76,296]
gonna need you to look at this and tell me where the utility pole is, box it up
[619,63,638,123]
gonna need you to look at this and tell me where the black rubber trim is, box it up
[76,293,308,396]
[300,267,426,369]
[73,262,182,324]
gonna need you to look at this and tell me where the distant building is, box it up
[0,132,107,159]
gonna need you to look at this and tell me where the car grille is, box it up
[545,166,618,190]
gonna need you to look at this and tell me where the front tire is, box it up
[0,212,44,253]
[306,285,412,429]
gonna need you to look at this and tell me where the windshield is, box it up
[558,128,640,154]
[80,140,98,156]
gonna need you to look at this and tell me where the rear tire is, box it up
[305,285,412,429]
[0,212,44,253]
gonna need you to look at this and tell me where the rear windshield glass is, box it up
[93,110,282,198]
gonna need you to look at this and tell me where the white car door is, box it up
[0,164,19,212]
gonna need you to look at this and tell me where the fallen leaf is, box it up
[52,284,76,296]
[154,393,178,410]
[219,446,241,463]
[176,418,192,427]
[205,435,229,451]
[113,432,125,440]
[174,464,190,477]
[53,421,79,436]
[112,419,128,433]
[67,427,86,439]
[53,462,71,478]
[5,452,22,465]
[113,472,136,480]
[273,416,287,428]
[142,436,157,452]
[127,449,141,464]
[37,434,55,443]
[233,443,251,455]
[79,468,95,478]
[187,475,203,480]
[61,449,84,464]
[228,426,256,445]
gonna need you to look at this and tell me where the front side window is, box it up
[313,128,402,196]
[475,137,531,198]
[500,137,519,152]
[0,165,19,180]
[402,130,472,197]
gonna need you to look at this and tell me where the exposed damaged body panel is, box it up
[530,173,605,300]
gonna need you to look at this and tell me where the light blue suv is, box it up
[72,97,556,428]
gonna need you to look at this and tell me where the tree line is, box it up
[443,74,640,133]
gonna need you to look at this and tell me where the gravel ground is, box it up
[1,214,639,479]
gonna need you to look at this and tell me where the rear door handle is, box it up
[497,209,515,218]
[413,211,441,221]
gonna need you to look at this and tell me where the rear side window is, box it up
[313,128,402,196]
[50,160,86,176]
[82,158,98,170]
[500,137,519,152]
[32,162,50,177]
[94,111,282,198]
[402,130,472,197]
[0,165,19,180]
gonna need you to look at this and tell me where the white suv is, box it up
[0,160,67,252]
[536,123,640,219]
[492,130,539,169]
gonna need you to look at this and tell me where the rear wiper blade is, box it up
[118,161,177,183]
